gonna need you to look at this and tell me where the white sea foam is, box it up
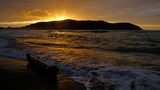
[32,53,160,90]
[0,48,26,59]
[0,39,26,59]
[0,39,9,48]
[72,67,160,90]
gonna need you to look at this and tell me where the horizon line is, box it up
[0,19,160,30]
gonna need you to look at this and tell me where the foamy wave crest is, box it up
[71,68,160,90]
[32,54,160,90]
[0,39,9,48]
[0,48,26,59]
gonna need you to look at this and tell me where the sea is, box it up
[0,30,160,90]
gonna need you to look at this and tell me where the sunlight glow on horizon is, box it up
[1,9,159,30]
[46,16,72,21]
[44,10,79,21]
[54,14,72,21]
[0,12,79,27]
[0,15,160,30]
[0,0,160,30]
[45,12,79,21]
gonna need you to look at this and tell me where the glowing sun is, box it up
[54,15,70,21]
[44,12,78,22]
[46,14,73,21]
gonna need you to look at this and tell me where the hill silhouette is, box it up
[0,27,4,29]
[23,19,142,30]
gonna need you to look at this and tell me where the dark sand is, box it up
[0,56,86,90]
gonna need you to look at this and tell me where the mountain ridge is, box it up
[3,19,143,30]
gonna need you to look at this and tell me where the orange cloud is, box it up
[24,9,51,19]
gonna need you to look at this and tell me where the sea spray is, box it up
[31,53,160,90]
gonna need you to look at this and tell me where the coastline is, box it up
[0,56,86,90]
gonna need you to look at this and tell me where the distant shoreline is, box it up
[0,19,143,30]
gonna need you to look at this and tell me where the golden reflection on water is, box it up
[15,31,160,68]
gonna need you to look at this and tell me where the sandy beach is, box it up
[0,56,86,90]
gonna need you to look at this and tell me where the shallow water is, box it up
[0,30,160,90]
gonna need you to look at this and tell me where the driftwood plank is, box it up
[26,54,59,79]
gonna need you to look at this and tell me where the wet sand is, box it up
[0,56,86,90]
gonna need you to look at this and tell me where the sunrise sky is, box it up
[0,0,160,30]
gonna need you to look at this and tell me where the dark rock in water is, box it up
[26,54,59,80]
[22,19,143,30]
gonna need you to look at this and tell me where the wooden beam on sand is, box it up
[26,54,59,80]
